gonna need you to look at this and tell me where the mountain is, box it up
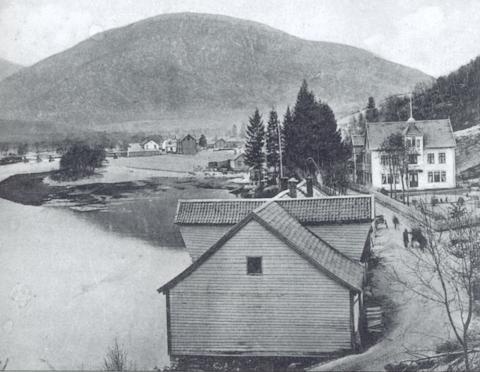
[379,55,480,131]
[0,13,432,131]
[0,58,22,82]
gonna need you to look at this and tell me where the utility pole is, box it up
[278,121,283,179]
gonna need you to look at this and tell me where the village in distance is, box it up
[2,7,480,372]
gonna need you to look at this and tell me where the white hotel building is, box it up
[358,117,456,190]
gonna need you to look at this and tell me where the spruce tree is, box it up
[266,109,281,175]
[244,108,266,176]
[198,134,207,148]
[365,96,379,123]
[284,80,348,185]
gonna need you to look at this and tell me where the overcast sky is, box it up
[1,0,479,76]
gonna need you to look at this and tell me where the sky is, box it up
[1,0,480,76]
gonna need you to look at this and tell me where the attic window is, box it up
[247,256,263,275]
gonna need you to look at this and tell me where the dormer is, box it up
[403,117,423,152]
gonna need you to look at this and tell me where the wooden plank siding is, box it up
[169,220,353,357]
[179,225,232,261]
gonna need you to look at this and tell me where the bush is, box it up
[103,339,134,371]
[52,142,106,181]
[411,228,427,249]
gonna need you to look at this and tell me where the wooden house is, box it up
[214,138,227,149]
[126,138,162,157]
[177,134,197,155]
[158,195,374,359]
[229,153,248,172]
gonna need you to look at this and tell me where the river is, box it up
[0,162,231,370]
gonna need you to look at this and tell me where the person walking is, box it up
[393,215,399,230]
[403,228,409,248]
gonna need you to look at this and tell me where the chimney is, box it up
[306,177,313,197]
[288,178,298,198]
[280,177,289,191]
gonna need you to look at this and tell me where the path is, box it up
[309,203,452,371]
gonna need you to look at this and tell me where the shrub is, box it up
[103,339,134,371]
[53,142,106,181]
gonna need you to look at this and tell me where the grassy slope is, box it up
[0,13,431,132]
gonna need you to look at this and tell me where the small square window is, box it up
[247,257,262,275]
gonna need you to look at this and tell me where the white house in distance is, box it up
[360,117,456,190]
[127,138,162,157]
[162,138,177,153]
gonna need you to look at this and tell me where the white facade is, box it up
[142,140,160,151]
[371,147,456,190]
[162,139,177,153]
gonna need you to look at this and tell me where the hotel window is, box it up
[427,153,435,164]
[416,138,421,148]
[441,171,446,182]
[382,174,387,184]
[381,155,388,166]
[394,174,400,184]
[428,172,433,183]
[247,257,263,275]
[434,171,440,183]
[406,138,412,147]
[439,152,446,164]
[408,154,418,164]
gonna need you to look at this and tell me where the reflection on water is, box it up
[74,186,234,247]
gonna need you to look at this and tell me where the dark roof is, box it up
[366,119,455,150]
[160,201,365,294]
[175,195,374,225]
[180,134,196,142]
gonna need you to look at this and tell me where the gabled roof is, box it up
[159,201,365,294]
[403,119,422,136]
[366,119,455,150]
[175,195,374,225]
[351,135,365,147]
[180,134,196,142]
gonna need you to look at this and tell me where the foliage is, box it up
[0,358,8,371]
[103,339,134,371]
[357,112,366,135]
[365,96,379,123]
[198,134,207,148]
[284,80,349,187]
[54,142,106,180]
[265,109,282,175]
[244,109,266,172]
[380,56,480,130]
[17,143,28,155]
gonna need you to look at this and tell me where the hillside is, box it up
[379,55,480,131]
[0,13,431,131]
[0,58,22,82]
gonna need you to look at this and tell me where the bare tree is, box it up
[379,133,417,204]
[104,338,134,371]
[392,202,480,371]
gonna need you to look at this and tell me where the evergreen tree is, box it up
[198,134,207,148]
[266,109,281,175]
[357,112,366,135]
[231,124,238,138]
[244,109,266,176]
[284,80,348,185]
[365,96,379,123]
[240,122,247,138]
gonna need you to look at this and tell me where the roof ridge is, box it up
[270,201,363,266]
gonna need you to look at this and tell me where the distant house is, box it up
[158,195,374,359]
[127,139,162,157]
[177,134,197,155]
[214,138,227,149]
[162,139,177,153]
[225,139,244,149]
[359,117,456,189]
[229,153,248,172]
